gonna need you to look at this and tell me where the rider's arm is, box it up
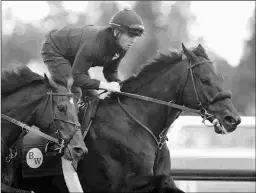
[72,39,101,89]
[103,58,121,83]
[72,39,120,92]
[103,51,126,83]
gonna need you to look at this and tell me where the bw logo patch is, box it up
[26,148,43,168]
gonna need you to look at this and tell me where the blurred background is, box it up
[1,1,255,192]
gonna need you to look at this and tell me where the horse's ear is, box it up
[198,44,205,50]
[196,44,210,60]
[197,44,207,55]
[44,73,50,86]
[67,76,74,92]
[182,43,197,62]
[44,73,58,90]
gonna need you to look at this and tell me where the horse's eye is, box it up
[57,105,66,112]
[201,78,210,85]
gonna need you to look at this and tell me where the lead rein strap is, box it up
[1,114,58,144]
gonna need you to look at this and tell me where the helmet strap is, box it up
[112,29,125,51]
[113,29,121,39]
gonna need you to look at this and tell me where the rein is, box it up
[1,114,59,143]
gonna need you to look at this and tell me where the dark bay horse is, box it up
[1,65,87,192]
[76,43,241,193]
[20,43,241,192]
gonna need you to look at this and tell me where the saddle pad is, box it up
[21,130,63,178]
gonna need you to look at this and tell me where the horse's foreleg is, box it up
[154,175,185,193]
[122,175,185,193]
[120,175,158,193]
[153,145,185,193]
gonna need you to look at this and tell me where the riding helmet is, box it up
[109,6,145,36]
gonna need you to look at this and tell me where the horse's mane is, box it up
[138,50,182,79]
[1,65,44,95]
[122,46,210,92]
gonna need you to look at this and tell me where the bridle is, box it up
[1,89,81,162]
[116,57,232,150]
[41,90,81,154]
[178,59,232,125]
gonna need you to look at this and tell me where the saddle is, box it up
[19,96,101,178]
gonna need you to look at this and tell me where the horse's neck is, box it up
[122,62,186,135]
[1,84,47,148]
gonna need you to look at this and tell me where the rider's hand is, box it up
[99,81,120,92]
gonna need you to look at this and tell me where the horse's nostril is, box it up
[74,146,88,156]
[224,116,238,126]
[236,117,241,125]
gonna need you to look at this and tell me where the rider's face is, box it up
[118,32,138,51]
